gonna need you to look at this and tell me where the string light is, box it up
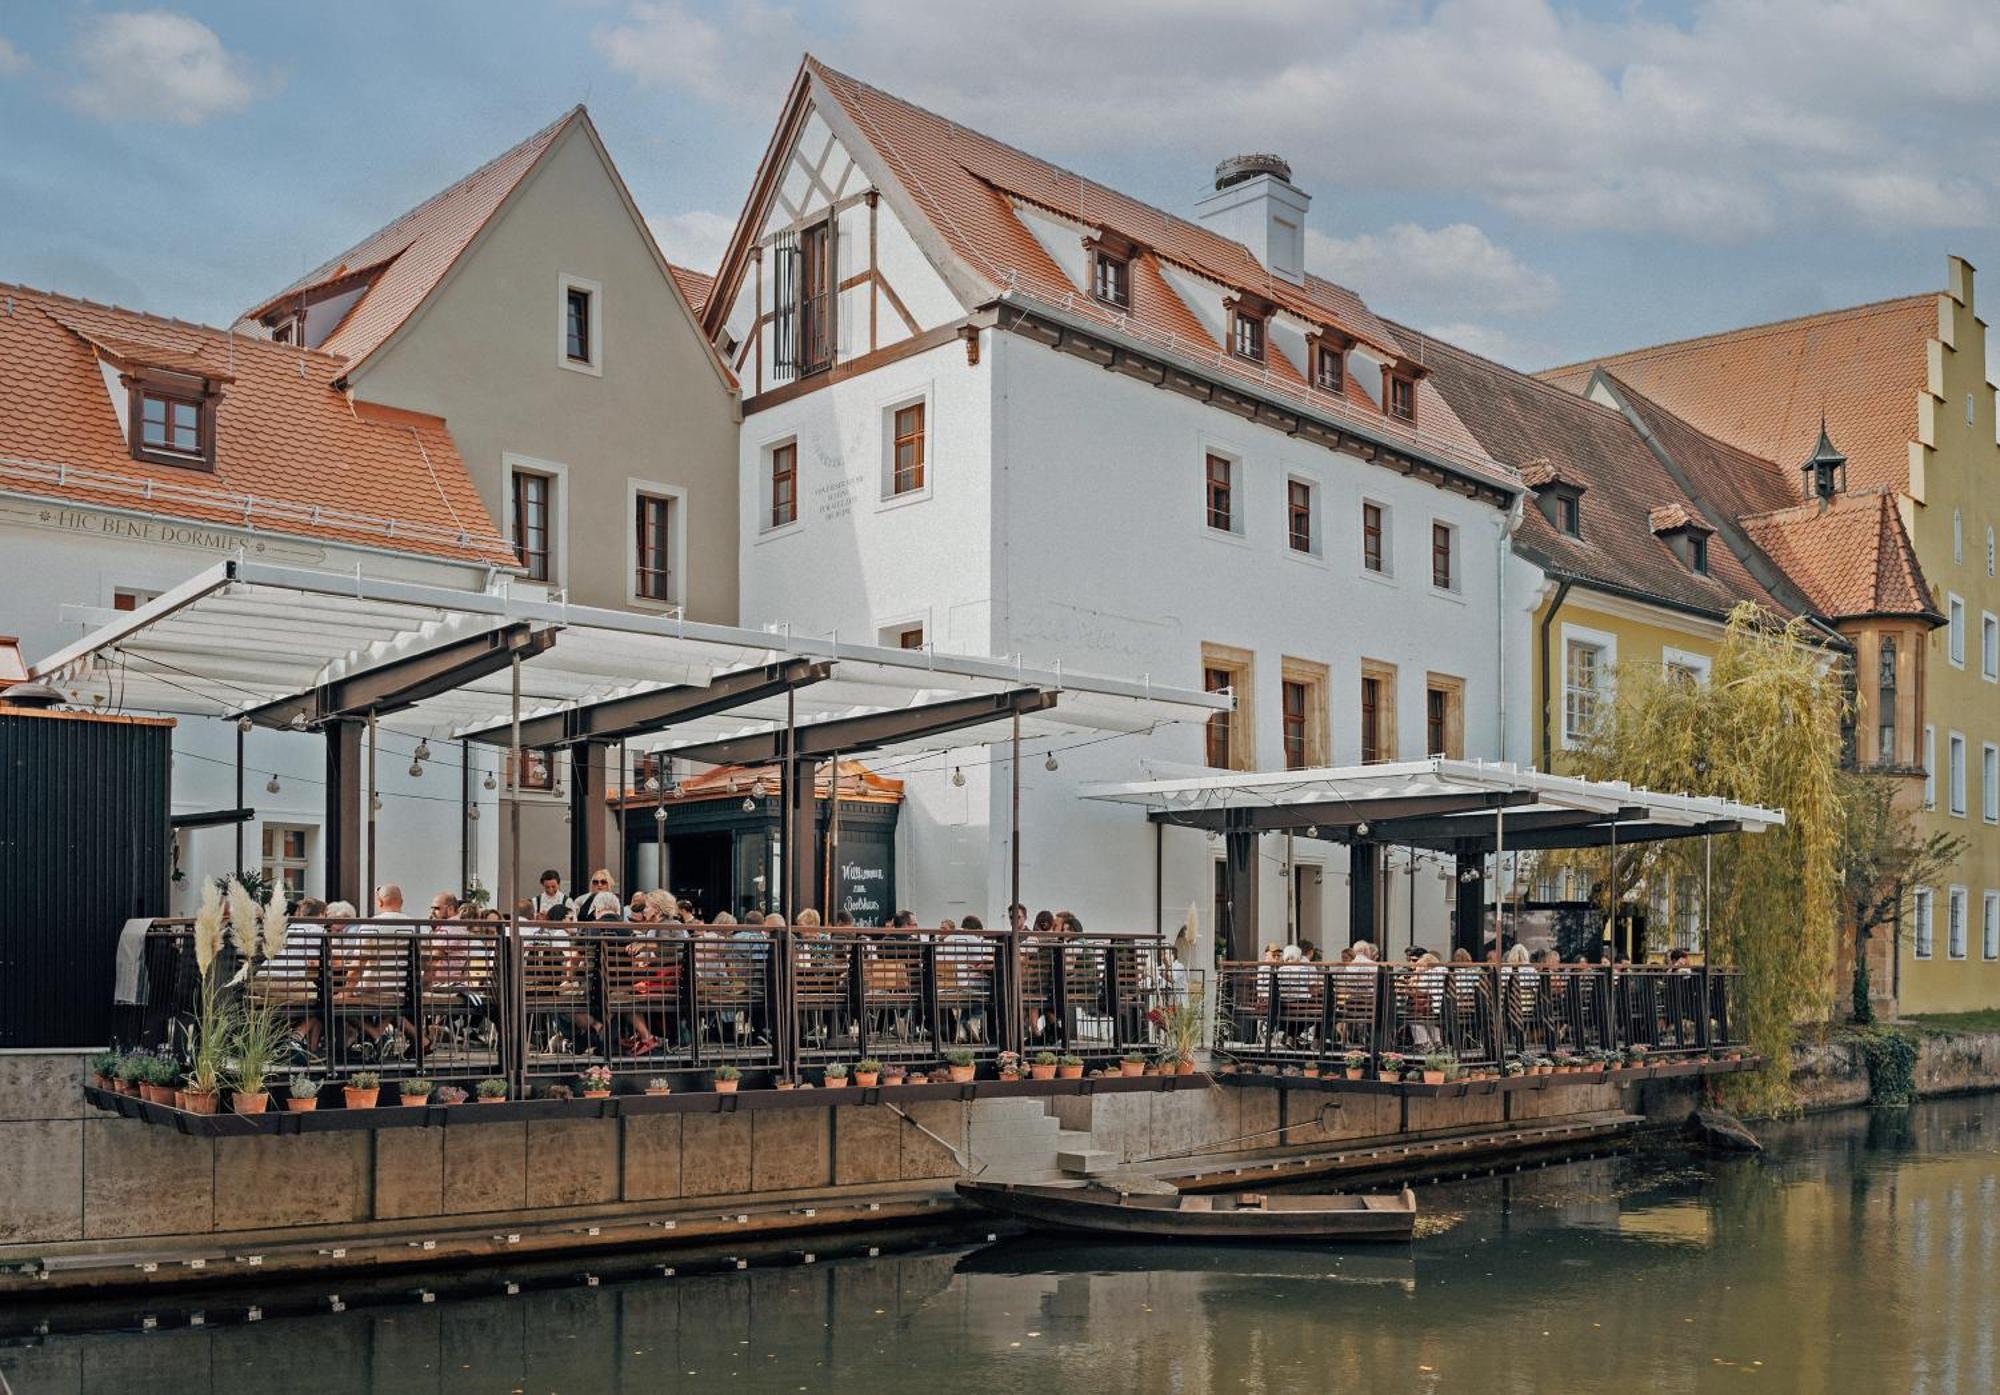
[653,805,668,824]
[951,766,965,787]
[467,805,480,822]
[483,771,497,791]
[288,712,307,731]
[407,759,424,778]
[741,796,756,813]
[1044,752,1058,772]
[236,715,252,733]
[265,774,280,795]
[413,740,431,763]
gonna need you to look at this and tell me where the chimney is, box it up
[1195,155,1310,285]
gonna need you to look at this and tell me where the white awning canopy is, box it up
[30,560,1227,761]
[1081,757,1785,851]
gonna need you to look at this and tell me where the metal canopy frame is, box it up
[671,688,1058,766]
[235,623,558,731]
[461,657,832,749]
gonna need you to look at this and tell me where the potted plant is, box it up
[712,1064,742,1094]
[283,1077,322,1112]
[883,1063,908,1086]
[579,1065,614,1098]
[112,1053,144,1096]
[1118,1050,1146,1078]
[995,1051,1022,1082]
[435,1085,469,1106]
[775,1076,797,1090]
[1029,1051,1059,1081]
[824,1061,851,1087]
[1155,994,1207,1075]
[1628,1044,1649,1070]
[945,1048,977,1084]
[1377,1051,1405,1083]
[645,1077,673,1097]
[1419,1052,1453,1086]
[476,1078,508,1104]
[853,1058,883,1088]
[140,1055,179,1105]
[1342,1050,1369,1081]
[1056,1054,1084,1080]
[1502,1059,1526,1078]
[399,1078,435,1107]
[544,1082,574,1100]
[88,1051,121,1092]
[344,1071,381,1110]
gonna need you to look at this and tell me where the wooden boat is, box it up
[955,1179,1416,1242]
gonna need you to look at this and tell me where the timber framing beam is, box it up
[240,624,557,730]
[672,688,1057,766]
[462,658,832,749]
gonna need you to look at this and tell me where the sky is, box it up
[2,0,1997,373]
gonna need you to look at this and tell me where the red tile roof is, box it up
[667,264,714,317]
[244,108,581,370]
[1538,296,1935,495]
[782,60,1503,486]
[1739,491,1939,621]
[0,283,514,567]
[1647,503,1709,535]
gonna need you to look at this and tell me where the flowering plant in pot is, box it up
[544,1083,574,1100]
[712,1064,742,1093]
[945,1048,976,1084]
[283,1076,323,1112]
[1118,1050,1147,1078]
[645,1077,673,1096]
[476,1077,508,1103]
[1056,1054,1084,1080]
[853,1058,883,1088]
[435,1085,469,1106]
[995,1051,1022,1082]
[775,1076,798,1090]
[882,1063,907,1085]
[824,1061,851,1087]
[1029,1051,1059,1081]
[579,1065,614,1098]
[1343,1049,1369,1080]
[1501,1059,1526,1078]
[344,1070,381,1110]
[399,1077,435,1107]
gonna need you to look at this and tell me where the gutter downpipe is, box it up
[1497,493,1525,762]
[1538,577,1575,771]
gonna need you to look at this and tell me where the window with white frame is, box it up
[261,823,312,901]
[1913,887,1934,959]
[1286,476,1319,555]
[1983,612,1997,681]
[557,273,603,375]
[1562,627,1614,747]
[1948,886,1968,959]
[1663,647,1712,687]
[1985,891,1999,961]
[885,399,927,499]
[1924,724,1937,809]
[1986,743,1998,823]
[764,438,799,531]
[1949,731,1967,816]
[1948,594,1965,667]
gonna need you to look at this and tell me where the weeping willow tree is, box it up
[1554,604,1843,1114]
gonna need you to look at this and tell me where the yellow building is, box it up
[1542,256,1990,1014]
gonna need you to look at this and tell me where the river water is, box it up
[5,1095,1996,1394]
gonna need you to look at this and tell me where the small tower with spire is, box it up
[1802,418,1847,503]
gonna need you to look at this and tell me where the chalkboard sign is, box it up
[833,828,895,926]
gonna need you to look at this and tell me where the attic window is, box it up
[1314,342,1345,392]
[1555,493,1581,537]
[1387,372,1417,423]
[1649,505,1714,575]
[1230,307,1265,363]
[1092,250,1130,309]
[127,375,215,470]
[1689,533,1709,575]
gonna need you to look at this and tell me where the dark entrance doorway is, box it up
[667,831,732,924]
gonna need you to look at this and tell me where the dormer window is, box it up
[1689,533,1709,574]
[1523,462,1586,540]
[1649,504,1714,575]
[1309,331,1349,393]
[1555,493,1581,537]
[126,373,216,470]
[1230,308,1265,363]
[1092,251,1130,309]
[1385,369,1420,424]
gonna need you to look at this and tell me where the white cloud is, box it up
[1402,322,1551,371]
[0,36,28,76]
[1307,224,1559,320]
[647,209,735,272]
[606,0,2000,242]
[67,11,261,125]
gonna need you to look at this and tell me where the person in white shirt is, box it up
[530,870,572,919]
[374,884,411,920]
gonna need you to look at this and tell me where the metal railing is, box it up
[117,919,1197,1092]
[1214,961,1744,1070]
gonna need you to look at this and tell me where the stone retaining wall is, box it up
[1790,1029,2000,1112]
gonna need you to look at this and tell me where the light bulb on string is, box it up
[236,715,253,733]
[408,760,424,779]
[413,740,431,763]
[742,796,756,813]
[951,766,965,787]
[1044,752,1059,772]
[468,805,481,822]
[265,774,280,795]
[653,805,668,824]
[288,712,308,732]
[483,771,497,791]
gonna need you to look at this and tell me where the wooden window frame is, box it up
[1280,657,1329,769]
[1359,659,1398,764]
[1205,453,1234,533]
[511,467,554,582]
[1386,370,1418,424]
[1091,250,1131,309]
[895,625,926,651]
[1201,642,1254,772]
[1431,521,1454,590]
[769,441,799,530]
[1287,478,1314,554]
[1229,308,1266,364]
[1425,672,1465,759]
[634,491,673,603]
[127,373,216,471]
[1555,492,1581,537]
[260,823,313,902]
[1311,336,1347,393]
[1562,634,1609,747]
[1688,533,1709,575]
[565,285,592,365]
[1362,500,1386,574]
[1281,679,1310,771]
[891,401,926,496]
[798,216,836,376]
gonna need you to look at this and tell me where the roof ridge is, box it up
[246,104,582,316]
[5,281,350,370]
[1540,291,1934,377]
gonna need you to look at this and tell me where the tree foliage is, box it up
[1558,606,1844,1113]
[1838,771,1962,1022]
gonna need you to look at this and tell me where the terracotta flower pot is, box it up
[948,1065,975,1084]
[1345,1067,1365,1080]
[853,1072,880,1088]
[173,1089,188,1110]
[1302,1066,1321,1079]
[645,1087,671,1097]
[478,1094,506,1104]
[400,1093,431,1107]
[582,1089,611,1099]
[343,1087,379,1110]
[1421,1070,1446,1085]
[775,1080,797,1090]
[232,1091,270,1115]
[884,1073,906,1086]
[714,1078,740,1093]
[1119,1061,1144,1078]
[1175,1059,1196,1076]
[182,1090,219,1115]
[286,1096,318,1112]
[1057,1065,1083,1079]
[139,1083,169,1105]
[1028,1064,1056,1080]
